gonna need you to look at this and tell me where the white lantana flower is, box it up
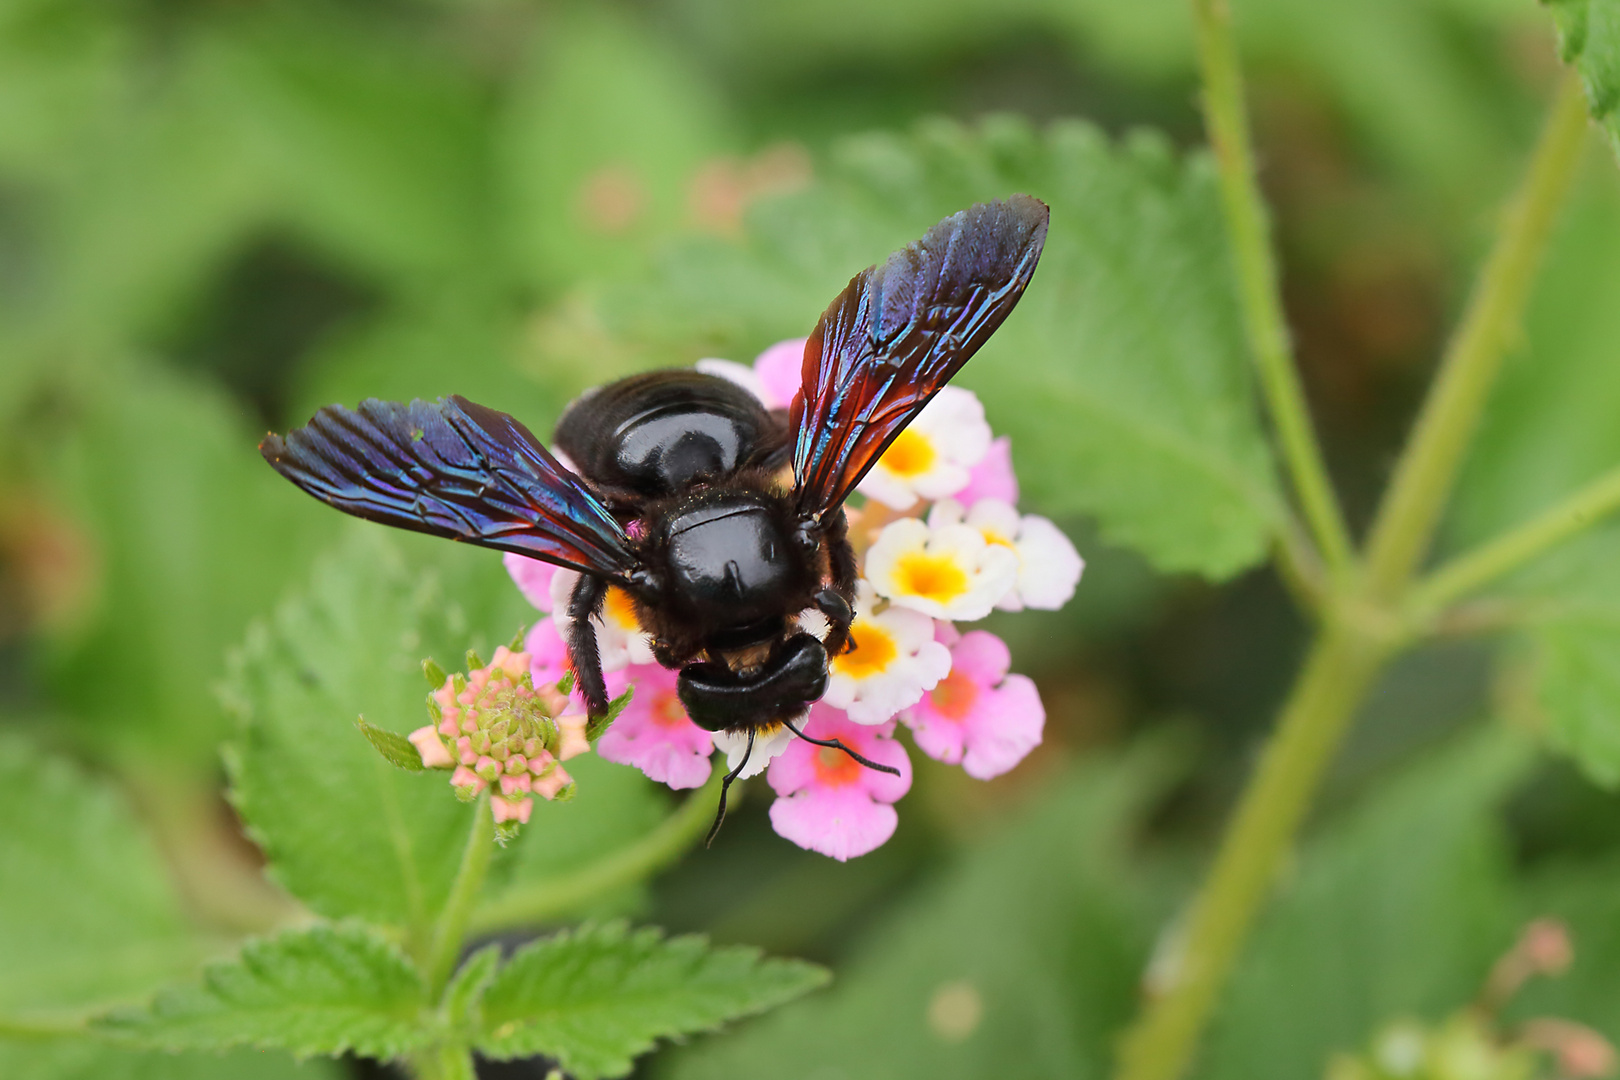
[864,517,1020,621]
[929,498,1084,611]
[548,568,656,671]
[857,387,991,510]
[712,724,797,779]
[823,581,952,724]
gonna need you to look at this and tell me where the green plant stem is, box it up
[1115,623,1391,1080]
[411,1044,477,1080]
[1409,462,1620,619]
[1193,0,1353,580]
[424,793,494,999]
[0,1016,88,1041]
[468,769,726,934]
[1362,71,1589,598]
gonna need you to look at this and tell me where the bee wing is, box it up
[790,194,1049,520]
[261,395,640,581]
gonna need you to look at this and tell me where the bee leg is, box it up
[706,729,754,847]
[812,588,853,655]
[566,573,611,717]
[820,508,858,654]
[780,717,901,777]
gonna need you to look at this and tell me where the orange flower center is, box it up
[813,745,862,786]
[604,586,640,630]
[650,691,688,728]
[894,550,969,603]
[832,619,898,679]
[881,429,937,478]
[929,669,978,720]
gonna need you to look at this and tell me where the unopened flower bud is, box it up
[475,756,501,784]
[506,755,528,775]
[492,796,533,825]
[408,726,454,769]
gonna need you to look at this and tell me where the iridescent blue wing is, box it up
[790,195,1049,519]
[261,395,640,581]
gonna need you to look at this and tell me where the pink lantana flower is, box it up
[408,645,577,829]
[903,627,1044,780]
[767,705,912,860]
[595,662,715,790]
[856,386,991,510]
[956,435,1019,507]
[696,337,806,411]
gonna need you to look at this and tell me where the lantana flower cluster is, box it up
[407,645,591,834]
[501,340,1084,860]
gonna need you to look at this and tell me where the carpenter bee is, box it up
[261,194,1049,837]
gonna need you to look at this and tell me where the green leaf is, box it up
[1200,729,1533,1080]
[99,922,428,1059]
[357,718,427,773]
[587,686,635,741]
[601,118,1283,578]
[1514,528,1620,786]
[1547,0,1620,157]
[475,922,829,1079]
[0,735,201,1023]
[662,745,1181,1080]
[224,529,475,925]
[444,945,502,1036]
[0,1043,340,1080]
[39,359,336,768]
[499,5,734,292]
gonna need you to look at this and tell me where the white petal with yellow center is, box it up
[548,569,656,671]
[823,581,951,724]
[930,499,1084,612]
[864,517,1019,621]
[857,387,991,510]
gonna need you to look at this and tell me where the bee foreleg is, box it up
[566,573,611,717]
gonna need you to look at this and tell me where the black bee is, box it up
[261,195,1048,836]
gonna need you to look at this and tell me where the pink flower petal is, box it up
[765,705,912,859]
[904,630,1044,780]
[594,663,715,789]
[947,630,1012,685]
[504,554,559,612]
[753,338,807,410]
[493,796,534,824]
[768,785,899,861]
[955,436,1019,507]
[960,674,1044,780]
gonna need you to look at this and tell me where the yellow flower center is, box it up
[604,586,640,630]
[832,619,898,679]
[893,550,970,603]
[980,527,1015,549]
[881,429,937,478]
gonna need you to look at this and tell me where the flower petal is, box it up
[768,785,898,861]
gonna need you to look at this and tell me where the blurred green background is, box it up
[4,0,1620,1077]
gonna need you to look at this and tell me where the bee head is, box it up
[652,486,817,636]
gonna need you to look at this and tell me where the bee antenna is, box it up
[706,729,755,848]
[780,718,901,777]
